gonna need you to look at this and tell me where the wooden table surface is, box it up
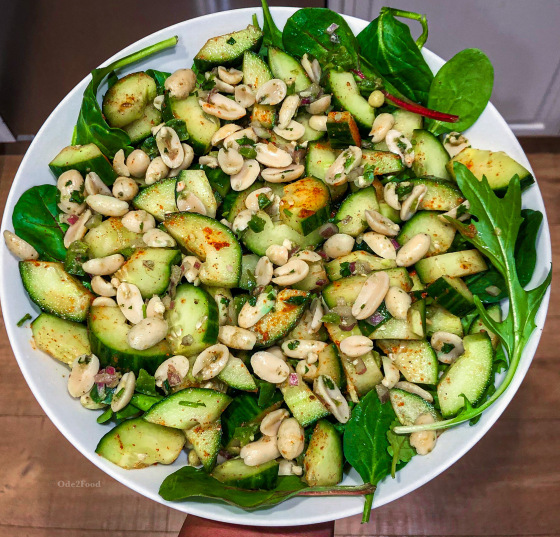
[0,152,558,537]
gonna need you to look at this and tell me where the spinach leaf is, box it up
[73,36,177,158]
[159,466,373,508]
[357,8,433,104]
[260,0,283,50]
[343,390,396,523]
[282,8,359,71]
[386,420,415,477]
[145,68,170,94]
[426,48,494,135]
[12,185,68,262]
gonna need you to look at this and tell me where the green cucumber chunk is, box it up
[335,186,379,237]
[303,420,343,486]
[211,458,279,490]
[49,143,117,185]
[133,177,178,221]
[411,129,451,180]
[378,339,438,385]
[83,217,143,258]
[415,249,488,284]
[268,47,311,92]
[389,388,440,426]
[185,421,222,472]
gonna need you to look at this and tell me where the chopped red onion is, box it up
[348,261,356,273]
[315,279,327,287]
[67,214,79,225]
[318,222,338,238]
[96,383,106,398]
[326,23,339,34]
[300,97,311,105]
[351,68,366,80]
[390,239,400,250]
[340,322,356,332]
[354,358,367,375]
[367,311,385,326]
[288,373,299,386]
[105,366,116,375]
[376,384,390,403]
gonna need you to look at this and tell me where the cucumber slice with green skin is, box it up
[447,147,533,191]
[223,181,264,223]
[31,313,91,366]
[437,333,494,417]
[316,344,344,389]
[175,170,218,218]
[378,200,402,223]
[164,212,241,288]
[325,251,396,281]
[95,417,185,470]
[324,323,383,398]
[239,254,259,292]
[426,304,463,337]
[165,283,219,356]
[185,421,222,472]
[20,261,93,322]
[409,178,465,212]
[415,249,488,285]
[194,25,263,71]
[114,248,181,299]
[49,144,117,185]
[389,388,440,426]
[427,276,475,316]
[369,300,426,340]
[250,289,308,348]
[242,51,272,90]
[326,70,375,129]
[361,149,405,176]
[280,177,331,236]
[358,302,392,337]
[411,129,451,180]
[303,420,343,487]
[163,95,220,155]
[304,142,347,202]
[251,104,277,128]
[392,109,423,139]
[102,72,157,128]
[378,339,438,385]
[218,356,257,392]
[83,217,143,258]
[133,177,178,221]
[89,305,171,373]
[268,47,311,92]
[297,112,325,143]
[211,458,279,490]
[144,387,232,429]
[327,111,361,149]
[292,259,328,292]
[280,373,330,427]
[468,304,501,349]
[123,103,162,143]
[410,271,425,292]
[336,187,379,237]
[397,211,456,258]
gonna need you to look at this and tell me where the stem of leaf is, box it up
[362,493,374,523]
[382,7,429,48]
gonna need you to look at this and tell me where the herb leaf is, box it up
[260,0,284,50]
[136,369,157,396]
[386,420,415,477]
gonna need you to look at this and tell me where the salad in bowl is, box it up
[2,1,551,523]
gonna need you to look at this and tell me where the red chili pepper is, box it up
[382,90,459,123]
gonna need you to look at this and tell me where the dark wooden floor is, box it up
[0,152,558,536]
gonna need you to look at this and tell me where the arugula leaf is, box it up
[135,369,157,396]
[73,36,177,158]
[159,466,374,508]
[260,0,284,50]
[343,390,396,523]
[387,420,415,477]
[395,163,551,435]
[426,49,494,135]
[13,185,68,261]
[357,8,433,104]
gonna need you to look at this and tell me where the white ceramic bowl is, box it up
[0,6,551,527]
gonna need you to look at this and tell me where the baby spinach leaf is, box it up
[343,390,396,523]
[12,185,68,262]
[145,68,170,94]
[387,420,415,477]
[159,466,373,508]
[426,48,494,135]
[73,36,177,158]
[282,8,359,71]
[260,0,284,50]
[357,7,433,104]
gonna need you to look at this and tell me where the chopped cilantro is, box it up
[248,295,258,307]
[69,189,85,204]
[239,146,257,159]
[285,296,308,305]
[323,376,335,390]
[258,193,272,210]
[395,183,413,198]
[283,208,293,217]
[441,342,455,354]
[236,136,256,146]
[179,400,207,407]
[17,313,32,327]
[220,296,230,306]
[226,37,236,45]
[287,340,300,350]
[247,214,266,233]
[339,261,352,277]
[321,312,341,324]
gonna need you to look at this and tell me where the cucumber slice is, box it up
[280,177,330,236]
[378,200,402,223]
[389,388,439,426]
[415,249,488,284]
[437,333,494,417]
[316,344,344,388]
[224,181,264,223]
[361,149,405,176]
[95,417,185,469]
[358,301,392,336]
[194,25,263,71]
[164,212,241,288]
[165,283,219,356]
[327,111,361,149]
[411,129,451,180]
[217,356,257,392]
[102,72,157,128]
[185,421,222,472]
[49,144,117,185]
[303,420,343,487]
[392,109,423,139]
[369,300,426,340]
[410,178,465,212]
[297,112,325,143]
[410,271,425,292]
[144,387,232,429]
[468,304,501,349]
[326,70,375,129]
[447,147,533,191]
[239,254,259,291]
[114,248,181,299]
[378,339,438,385]
[133,177,178,221]
[427,276,475,316]
[280,373,330,427]
[32,313,91,366]
[304,142,347,202]
[123,103,162,143]
[325,251,396,281]
[397,211,456,257]
[20,261,93,322]
[242,51,272,90]
[292,258,328,292]
[83,217,143,258]
[336,186,379,237]
[164,95,220,155]
[211,458,279,490]
[268,47,311,91]
[89,305,170,373]
[426,304,463,337]
[251,289,308,348]
[251,104,277,128]
[175,170,218,218]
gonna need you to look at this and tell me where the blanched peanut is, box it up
[368,90,385,108]
[230,159,261,191]
[383,182,401,210]
[201,93,246,121]
[111,371,136,412]
[82,254,125,276]
[370,113,395,142]
[314,375,350,423]
[121,210,155,234]
[218,325,257,350]
[240,435,280,466]
[176,192,207,215]
[339,335,373,357]
[409,413,437,455]
[145,156,169,185]
[156,126,185,169]
[91,276,116,297]
[309,298,324,333]
[322,233,354,259]
[165,68,196,99]
[213,77,235,94]
[292,250,321,263]
[67,354,100,398]
[395,381,434,403]
[86,194,129,217]
[362,232,396,260]
[112,149,130,177]
[352,271,390,320]
[223,127,258,150]
[309,115,328,131]
[168,144,195,178]
[218,66,243,85]
[396,233,431,267]
[307,95,331,115]
[278,95,300,129]
[126,149,151,177]
[385,286,411,320]
[199,155,219,168]
[237,291,275,329]
[255,143,292,168]
[365,209,400,237]
[431,331,464,364]
[386,130,414,167]
[272,259,309,286]
[324,146,362,186]
[281,339,328,359]
[92,297,118,307]
[84,172,112,196]
[301,53,321,83]
[112,177,139,201]
[260,408,289,437]
[279,459,303,476]
[116,282,144,324]
[245,188,273,212]
[192,344,230,380]
[234,84,256,108]
[261,164,305,183]
[80,393,107,410]
[211,124,242,147]
[255,256,273,286]
[218,147,244,175]
[128,317,168,350]
[181,255,202,283]
[277,418,304,460]
[381,355,400,389]
[232,209,253,233]
[256,79,287,106]
[273,120,305,141]
[57,169,86,215]
[400,184,427,221]
[265,244,289,266]
[146,295,166,318]
[155,355,190,388]
[143,228,176,248]
[3,230,38,260]
[251,351,289,383]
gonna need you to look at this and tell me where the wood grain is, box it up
[0,152,558,537]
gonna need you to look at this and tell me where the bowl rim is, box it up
[0,6,552,527]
